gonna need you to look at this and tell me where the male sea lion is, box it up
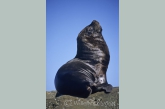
[55,20,113,98]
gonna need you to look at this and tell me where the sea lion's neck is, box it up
[76,47,109,65]
[75,39,110,74]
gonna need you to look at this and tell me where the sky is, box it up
[46,0,119,91]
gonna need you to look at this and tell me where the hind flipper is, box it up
[55,92,63,98]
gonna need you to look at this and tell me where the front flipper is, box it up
[102,83,113,93]
[92,83,113,93]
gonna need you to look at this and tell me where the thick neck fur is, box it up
[75,20,110,76]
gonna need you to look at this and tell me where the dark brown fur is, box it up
[55,20,112,98]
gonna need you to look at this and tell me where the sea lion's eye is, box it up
[88,27,93,34]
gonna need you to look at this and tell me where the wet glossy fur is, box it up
[55,20,112,98]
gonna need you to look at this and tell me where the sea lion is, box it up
[54,20,113,98]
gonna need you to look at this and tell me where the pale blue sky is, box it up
[46,0,119,91]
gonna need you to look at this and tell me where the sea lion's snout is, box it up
[85,20,102,38]
[90,20,102,33]
[78,20,102,39]
[91,20,100,26]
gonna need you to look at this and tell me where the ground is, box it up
[46,87,119,109]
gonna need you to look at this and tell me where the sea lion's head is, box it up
[77,20,103,46]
